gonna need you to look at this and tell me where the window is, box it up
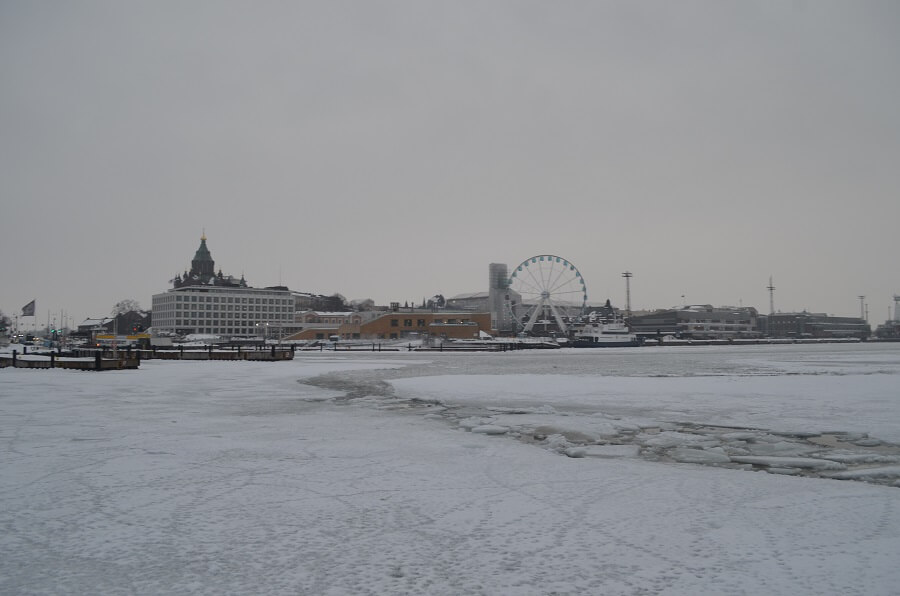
[417,319,425,327]
[390,319,399,327]
[404,319,412,327]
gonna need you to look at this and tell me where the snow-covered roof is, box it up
[448,292,489,300]
[79,318,111,327]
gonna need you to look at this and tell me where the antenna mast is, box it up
[767,276,776,315]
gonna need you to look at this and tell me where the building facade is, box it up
[759,312,871,339]
[152,236,295,338]
[446,263,520,336]
[152,286,296,337]
[284,309,492,341]
[627,305,760,339]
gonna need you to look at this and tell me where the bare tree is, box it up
[350,298,375,311]
[111,299,143,316]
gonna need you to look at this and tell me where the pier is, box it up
[0,344,295,370]
[0,351,139,370]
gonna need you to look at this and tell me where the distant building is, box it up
[282,311,378,341]
[284,308,492,341]
[489,263,519,334]
[873,295,900,339]
[760,312,870,339]
[75,311,151,337]
[874,319,900,339]
[151,235,296,338]
[446,263,520,335]
[628,305,760,339]
[446,292,489,311]
[77,318,112,335]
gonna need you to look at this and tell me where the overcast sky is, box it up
[2,1,898,327]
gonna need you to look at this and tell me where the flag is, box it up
[21,300,35,317]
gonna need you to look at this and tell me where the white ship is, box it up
[572,321,640,347]
[572,303,640,347]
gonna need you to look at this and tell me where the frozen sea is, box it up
[1,342,899,595]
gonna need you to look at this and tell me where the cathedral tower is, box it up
[190,233,216,280]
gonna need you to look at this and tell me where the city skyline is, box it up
[2,2,898,324]
[2,231,887,330]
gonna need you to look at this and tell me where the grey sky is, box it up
[2,1,898,326]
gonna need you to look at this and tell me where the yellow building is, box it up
[284,310,493,341]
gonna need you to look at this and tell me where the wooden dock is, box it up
[0,352,140,370]
[1,345,295,369]
[145,347,294,361]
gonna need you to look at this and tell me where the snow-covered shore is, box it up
[2,344,899,595]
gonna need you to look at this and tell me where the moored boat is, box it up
[572,320,641,347]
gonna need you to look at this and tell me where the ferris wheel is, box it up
[507,255,587,335]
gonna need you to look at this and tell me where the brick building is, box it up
[759,312,870,339]
[285,309,492,341]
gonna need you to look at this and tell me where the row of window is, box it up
[169,315,289,325]
[159,305,290,313]
[156,293,291,304]
[684,319,754,324]
[388,318,472,327]
[173,295,290,304]
[391,319,428,327]
[306,317,360,324]
[186,328,272,335]
[156,312,291,323]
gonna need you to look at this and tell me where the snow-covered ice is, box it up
[1,343,899,595]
